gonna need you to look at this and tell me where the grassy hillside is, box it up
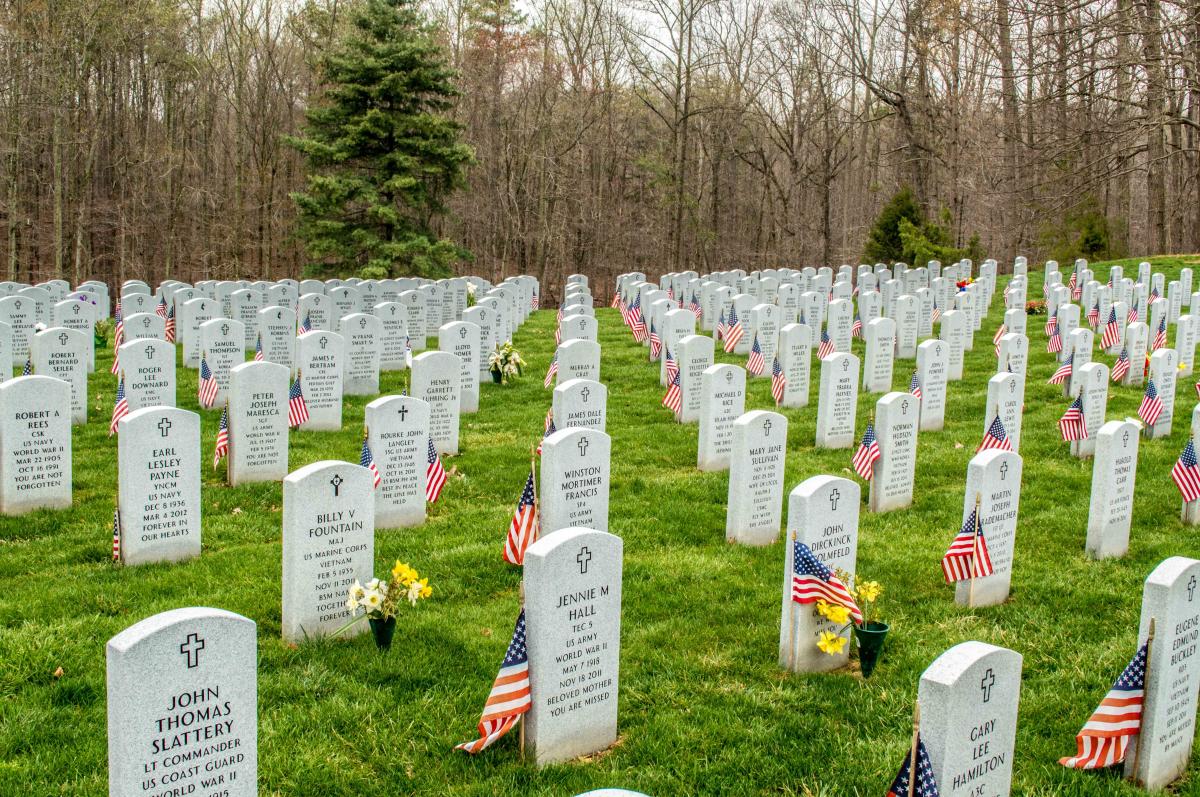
[3,255,1200,795]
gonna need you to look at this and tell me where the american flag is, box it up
[111,505,122,563]
[426,437,447,502]
[1068,270,1078,295]
[977,415,1013,452]
[888,737,940,797]
[287,372,310,428]
[254,333,264,362]
[1171,438,1200,502]
[789,540,863,623]
[851,422,881,481]
[852,312,863,339]
[818,328,835,359]
[1058,395,1088,441]
[628,296,647,342]
[771,355,787,405]
[746,335,765,376]
[1128,299,1139,324]
[1048,352,1074,385]
[156,296,168,318]
[662,356,682,416]
[360,431,381,488]
[22,357,31,376]
[666,286,675,302]
[992,323,1007,346]
[198,353,219,409]
[109,375,129,436]
[931,299,941,323]
[724,305,744,353]
[1153,317,1167,351]
[610,289,621,308]
[299,313,313,334]
[454,610,531,754]
[909,371,922,399]
[1112,346,1131,383]
[941,507,995,583]
[689,293,702,318]
[1087,302,1100,327]
[213,405,230,468]
[1101,307,1121,349]
[1044,310,1058,337]
[715,308,727,342]
[1150,284,1160,301]
[164,304,176,342]
[543,351,558,388]
[502,470,538,565]
[532,292,539,311]
[554,324,561,346]
[1059,643,1148,769]
[648,321,662,360]
[1047,319,1062,354]
[1138,379,1164,426]
[664,346,680,383]
[113,300,124,349]
[537,414,556,456]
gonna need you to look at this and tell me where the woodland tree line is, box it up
[2,0,1199,298]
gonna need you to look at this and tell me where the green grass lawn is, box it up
[5,256,1200,796]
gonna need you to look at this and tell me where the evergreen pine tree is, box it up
[288,0,474,278]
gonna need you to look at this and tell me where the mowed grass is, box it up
[4,256,1200,796]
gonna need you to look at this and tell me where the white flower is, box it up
[366,578,381,591]
[363,590,383,611]
[407,581,423,605]
[345,598,359,612]
[349,580,365,601]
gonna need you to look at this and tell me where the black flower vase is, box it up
[369,616,396,651]
[491,369,503,384]
[855,621,889,678]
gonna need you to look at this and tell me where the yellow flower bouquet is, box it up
[338,560,433,650]
[816,573,889,677]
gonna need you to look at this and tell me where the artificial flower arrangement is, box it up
[467,283,477,307]
[955,277,974,292]
[815,574,888,677]
[340,560,432,649]
[488,341,525,384]
[1025,299,1047,316]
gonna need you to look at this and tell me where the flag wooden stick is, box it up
[968,493,982,607]
[1130,617,1156,784]
[909,701,921,774]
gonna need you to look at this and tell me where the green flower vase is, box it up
[855,621,889,678]
[369,616,396,651]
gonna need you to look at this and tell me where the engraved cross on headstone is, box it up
[1000,461,1009,481]
[157,418,172,438]
[397,405,408,421]
[980,668,995,702]
[319,337,328,350]
[580,386,591,403]
[58,332,69,346]
[145,345,155,360]
[221,323,230,337]
[459,326,467,338]
[829,488,841,512]
[1189,575,1196,602]
[330,474,343,496]
[180,633,205,669]
[576,546,592,574]
[578,437,589,457]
